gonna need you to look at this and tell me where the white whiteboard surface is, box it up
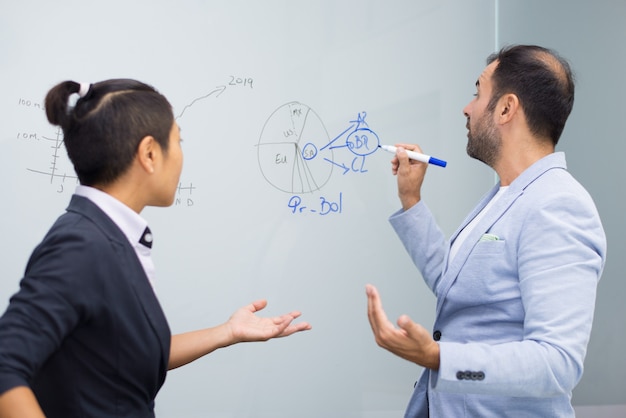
[0,1,496,417]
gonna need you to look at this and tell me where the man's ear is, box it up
[137,136,157,174]
[497,94,520,124]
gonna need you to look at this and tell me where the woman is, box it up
[0,79,311,417]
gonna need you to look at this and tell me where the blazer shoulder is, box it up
[58,195,128,246]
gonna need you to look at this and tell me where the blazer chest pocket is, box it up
[454,239,517,301]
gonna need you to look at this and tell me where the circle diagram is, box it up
[258,102,333,193]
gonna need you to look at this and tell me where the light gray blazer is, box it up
[389,152,606,418]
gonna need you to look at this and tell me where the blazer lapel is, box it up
[66,195,171,375]
[436,186,521,315]
[434,153,568,316]
[118,246,171,380]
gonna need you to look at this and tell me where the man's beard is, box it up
[466,110,501,168]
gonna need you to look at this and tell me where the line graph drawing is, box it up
[175,76,252,119]
[25,128,78,193]
[15,78,243,196]
[175,85,226,119]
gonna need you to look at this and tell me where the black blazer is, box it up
[0,195,171,417]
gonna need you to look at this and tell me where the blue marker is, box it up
[379,145,447,168]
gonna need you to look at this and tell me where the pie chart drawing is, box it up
[257,102,333,193]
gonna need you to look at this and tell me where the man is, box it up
[366,45,606,417]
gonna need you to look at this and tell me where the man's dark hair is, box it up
[487,45,575,145]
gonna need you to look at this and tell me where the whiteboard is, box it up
[0,1,496,417]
